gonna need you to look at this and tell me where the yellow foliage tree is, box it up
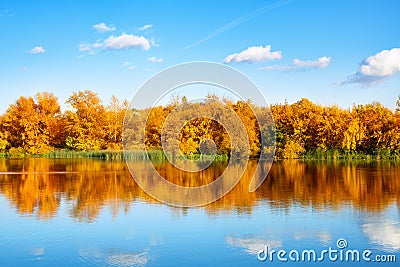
[104,96,128,150]
[64,90,106,150]
[2,92,61,154]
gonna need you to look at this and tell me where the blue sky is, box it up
[0,0,399,113]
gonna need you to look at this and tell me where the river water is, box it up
[0,158,399,266]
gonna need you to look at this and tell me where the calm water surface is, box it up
[0,158,399,266]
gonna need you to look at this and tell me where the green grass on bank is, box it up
[2,149,230,161]
[301,148,400,160]
[2,148,399,161]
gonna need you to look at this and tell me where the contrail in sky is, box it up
[185,0,295,49]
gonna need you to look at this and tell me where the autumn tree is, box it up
[2,92,62,154]
[1,90,399,157]
[351,102,395,152]
[342,116,365,151]
[144,106,169,150]
[64,90,106,150]
[36,92,64,147]
[270,99,307,158]
[0,116,9,152]
[122,109,147,150]
[104,96,128,149]
[230,100,261,157]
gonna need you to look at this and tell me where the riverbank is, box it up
[302,148,400,160]
[1,149,399,160]
[0,150,230,161]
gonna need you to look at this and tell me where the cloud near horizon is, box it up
[29,46,45,54]
[224,45,282,63]
[343,48,400,87]
[261,56,331,71]
[79,33,151,54]
[93,22,116,33]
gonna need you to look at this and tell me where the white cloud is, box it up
[92,42,103,48]
[293,56,330,68]
[79,43,91,52]
[93,22,116,33]
[260,65,293,71]
[104,34,150,51]
[78,42,103,54]
[261,56,331,71]
[147,56,163,63]
[224,45,282,63]
[344,48,400,86]
[123,61,136,70]
[29,46,45,54]
[79,33,151,54]
[149,38,159,47]
[139,24,153,31]
[19,67,29,72]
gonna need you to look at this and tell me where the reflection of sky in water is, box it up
[361,205,400,252]
[107,253,149,267]
[30,247,45,256]
[0,159,399,266]
[363,220,400,251]
[293,230,332,245]
[79,248,149,267]
[226,236,281,254]
[1,195,399,266]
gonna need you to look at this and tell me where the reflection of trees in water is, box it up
[0,158,147,222]
[259,160,400,211]
[0,159,399,221]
